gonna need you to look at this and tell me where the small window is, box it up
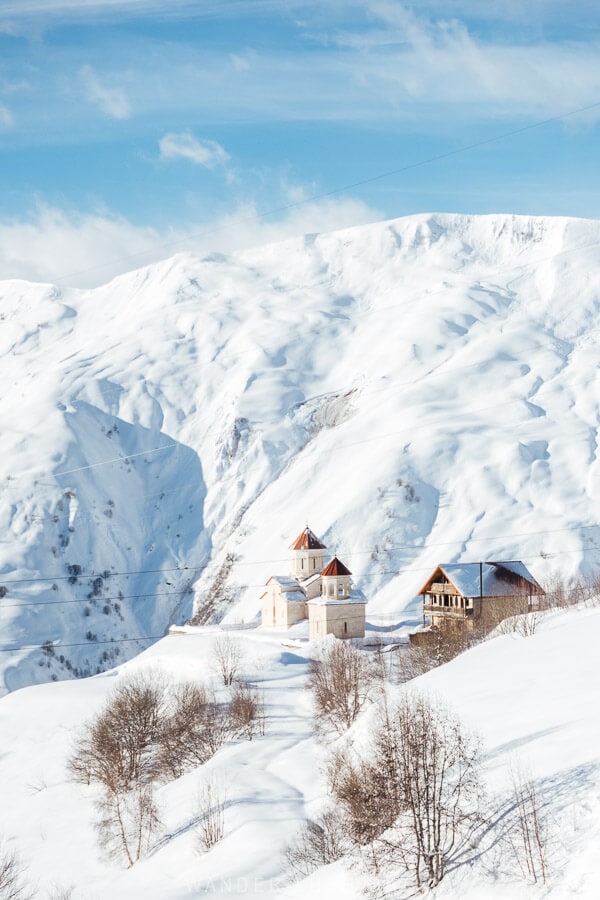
[313,558,316,569]
[301,559,304,569]
[344,621,347,633]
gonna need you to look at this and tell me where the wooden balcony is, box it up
[423,603,473,618]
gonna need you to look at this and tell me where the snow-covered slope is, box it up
[2,212,600,692]
[1,608,600,898]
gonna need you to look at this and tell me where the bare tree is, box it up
[69,674,165,790]
[308,639,378,733]
[96,780,161,868]
[70,669,265,866]
[196,776,227,852]
[0,843,34,900]
[374,693,484,888]
[229,680,265,740]
[156,682,229,779]
[328,748,401,848]
[542,570,577,609]
[68,674,169,866]
[505,765,549,885]
[212,634,243,686]
[284,807,350,879]
[329,693,483,890]
[45,887,75,900]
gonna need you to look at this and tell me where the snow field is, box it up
[0,608,600,896]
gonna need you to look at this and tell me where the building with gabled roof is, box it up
[261,575,308,629]
[418,560,544,631]
[261,527,366,639]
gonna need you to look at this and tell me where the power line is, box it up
[0,634,165,654]
[53,444,176,477]
[0,588,186,609]
[0,523,597,594]
[0,563,204,586]
[0,544,595,652]
[54,97,600,284]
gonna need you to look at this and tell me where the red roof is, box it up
[321,556,352,577]
[290,526,327,551]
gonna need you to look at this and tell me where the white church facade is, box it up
[260,526,366,640]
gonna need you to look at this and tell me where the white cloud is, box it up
[3,3,600,141]
[0,0,305,21]
[230,53,252,72]
[80,64,131,120]
[0,103,13,127]
[0,195,382,289]
[159,131,230,168]
[317,2,600,123]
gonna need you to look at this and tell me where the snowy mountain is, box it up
[2,211,600,693]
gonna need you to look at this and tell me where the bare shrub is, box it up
[582,572,600,607]
[371,638,398,683]
[196,777,226,852]
[376,693,483,888]
[156,683,229,780]
[505,765,549,885]
[46,887,75,900]
[0,843,34,900]
[70,668,264,866]
[333,693,483,890]
[96,781,161,868]
[212,634,243,686]
[328,748,401,847]
[70,674,235,789]
[284,807,350,879]
[542,570,577,608]
[397,627,479,682]
[494,608,546,637]
[69,674,165,790]
[308,639,377,733]
[229,681,265,740]
[396,643,437,682]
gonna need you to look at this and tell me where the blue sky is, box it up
[1,0,600,285]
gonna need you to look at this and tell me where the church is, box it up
[260,525,367,640]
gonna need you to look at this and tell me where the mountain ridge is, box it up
[2,210,600,693]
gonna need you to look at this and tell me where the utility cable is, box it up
[52,97,600,285]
